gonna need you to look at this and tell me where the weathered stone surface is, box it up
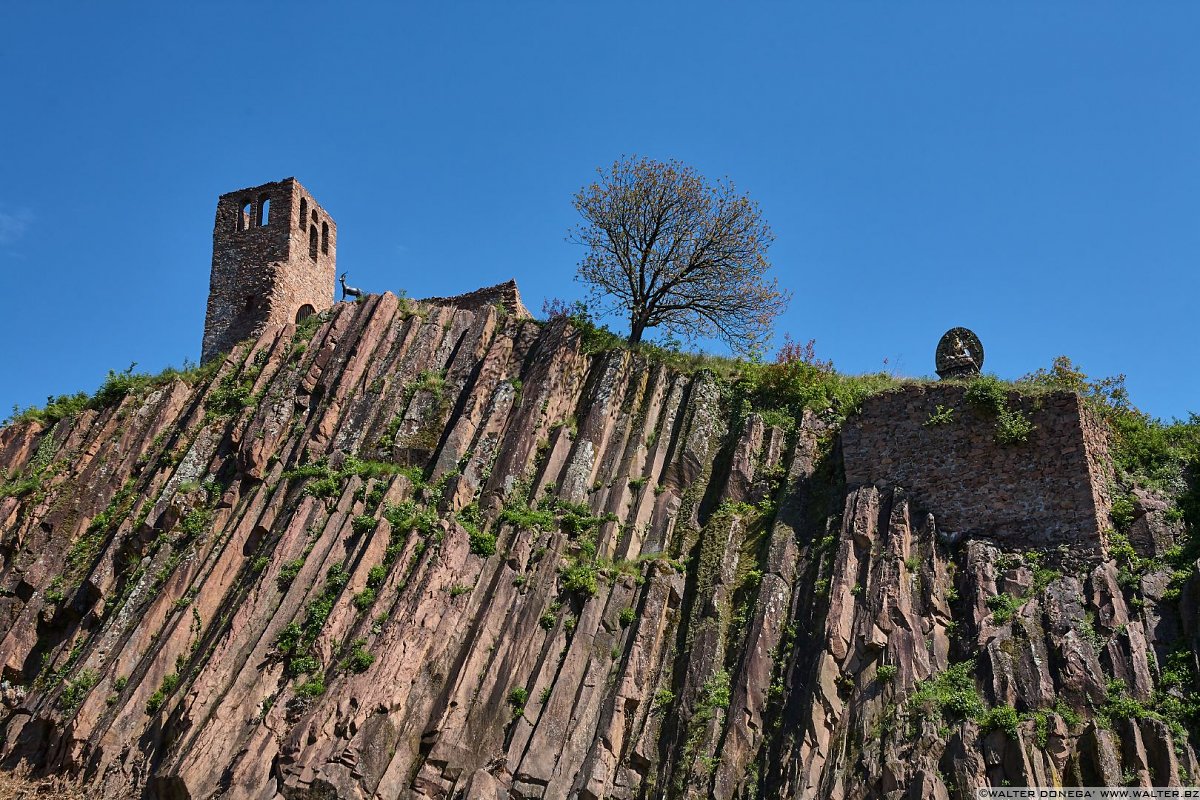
[202,178,336,363]
[1128,487,1185,559]
[0,292,1195,799]
[841,385,1112,555]
[420,279,532,320]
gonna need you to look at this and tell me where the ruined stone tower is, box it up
[201,178,336,363]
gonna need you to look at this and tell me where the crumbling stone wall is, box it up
[201,178,336,362]
[420,279,531,319]
[841,384,1112,554]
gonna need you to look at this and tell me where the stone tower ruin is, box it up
[201,178,337,363]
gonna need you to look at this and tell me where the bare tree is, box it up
[570,156,789,353]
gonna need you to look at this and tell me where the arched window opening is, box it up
[238,200,251,231]
[321,222,329,254]
[256,194,271,227]
[295,304,316,323]
[311,209,318,224]
[309,225,319,260]
[299,197,308,229]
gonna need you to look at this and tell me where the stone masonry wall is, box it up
[840,384,1112,554]
[420,278,532,319]
[201,178,336,362]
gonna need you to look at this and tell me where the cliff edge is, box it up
[0,292,1196,798]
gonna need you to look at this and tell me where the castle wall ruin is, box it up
[201,178,336,362]
[841,384,1113,554]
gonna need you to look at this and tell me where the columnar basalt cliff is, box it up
[0,294,1197,799]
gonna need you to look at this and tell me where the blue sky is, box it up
[1,4,1197,420]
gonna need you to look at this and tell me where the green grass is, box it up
[304,476,341,500]
[0,473,41,499]
[286,655,320,677]
[144,672,180,715]
[1110,493,1137,533]
[383,500,439,537]
[342,639,375,674]
[924,404,955,426]
[277,557,306,589]
[964,374,1008,414]
[560,561,599,597]
[458,503,497,556]
[979,704,1021,736]
[301,563,351,641]
[6,392,90,428]
[995,407,1036,444]
[59,669,99,712]
[145,690,167,714]
[507,686,529,716]
[351,514,378,536]
[284,458,421,506]
[468,529,496,556]
[908,660,985,723]
[964,374,1036,445]
[204,369,256,419]
[1100,676,1198,749]
[698,670,731,713]
[351,588,376,612]
[6,360,222,428]
[499,502,556,532]
[179,507,211,541]
[408,369,447,399]
[292,309,326,344]
[986,593,1025,624]
[274,622,303,657]
[366,564,387,588]
[563,314,911,425]
[274,562,358,684]
[705,672,731,709]
[65,479,137,579]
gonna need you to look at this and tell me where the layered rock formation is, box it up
[0,292,1195,798]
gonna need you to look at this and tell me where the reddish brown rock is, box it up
[0,294,1195,799]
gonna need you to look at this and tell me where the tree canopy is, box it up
[570,156,789,354]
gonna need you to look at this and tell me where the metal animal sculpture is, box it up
[339,273,363,302]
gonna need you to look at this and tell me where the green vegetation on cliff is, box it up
[6,361,221,428]
[0,293,1198,797]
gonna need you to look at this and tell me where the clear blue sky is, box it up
[1,4,1197,420]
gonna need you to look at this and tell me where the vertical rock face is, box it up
[0,294,1195,799]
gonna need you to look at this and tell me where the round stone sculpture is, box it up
[936,327,984,380]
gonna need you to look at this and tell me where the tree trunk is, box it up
[627,316,645,346]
